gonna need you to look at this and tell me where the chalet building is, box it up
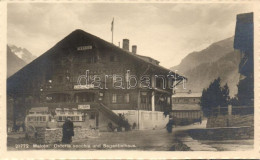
[7,29,185,131]
[172,90,201,104]
[171,90,202,125]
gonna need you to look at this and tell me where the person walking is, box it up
[62,117,74,144]
[166,118,174,133]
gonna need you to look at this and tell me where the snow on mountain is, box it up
[8,44,37,63]
[7,45,27,77]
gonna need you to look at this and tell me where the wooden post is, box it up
[228,105,232,116]
[151,91,155,112]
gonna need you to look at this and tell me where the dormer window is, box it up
[87,55,97,64]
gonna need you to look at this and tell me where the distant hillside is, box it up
[170,37,241,97]
[8,44,36,63]
[7,46,26,77]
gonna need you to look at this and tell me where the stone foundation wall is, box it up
[112,110,169,130]
[188,126,254,140]
[206,114,253,128]
[36,128,99,143]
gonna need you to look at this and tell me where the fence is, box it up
[210,105,253,116]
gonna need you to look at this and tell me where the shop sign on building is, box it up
[74,84,95,90]
[77,45,92,51]
[78,104,90,110]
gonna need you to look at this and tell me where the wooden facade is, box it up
[7,29,185,130]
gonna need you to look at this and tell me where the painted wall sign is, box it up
[77,45,92,51]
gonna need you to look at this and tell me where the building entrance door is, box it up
[83,110,99,129]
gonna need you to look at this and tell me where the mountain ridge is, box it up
[171,37,234,74]
[7,45,27,77]
[170,36,240,97]
[8,44,36,63]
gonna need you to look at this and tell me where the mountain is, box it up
[170,37,241,97]
[7,46,27,77]
[8,44,36,63]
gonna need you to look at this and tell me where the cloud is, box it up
[7,3,254,68]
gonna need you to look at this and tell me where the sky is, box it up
[7,3,253,68]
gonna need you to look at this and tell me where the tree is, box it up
[200,77,230,117]
[230,97,240,106]
[221,83,230,107]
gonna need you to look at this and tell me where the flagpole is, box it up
[111,18,114,44]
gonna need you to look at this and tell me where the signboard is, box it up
[74,84,95,90]
[77,45,92,51]
[127,111,136,115]
[78,105,90,110]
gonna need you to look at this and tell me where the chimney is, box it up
[123,39,129,51]
[132,45,137,54]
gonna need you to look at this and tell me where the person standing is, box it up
[62,117,74,144]
[166,118,174,133]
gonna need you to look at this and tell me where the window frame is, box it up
[112,93,117,103]
[125,93,130,103]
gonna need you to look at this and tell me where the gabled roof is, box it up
[172,92,202,98]
[136,55,160,65]
[7,29,186,93]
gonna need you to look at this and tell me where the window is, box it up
[75,116,79,121]
[141,92,148,104]
[61,57,69,66]
[110,55,115,62]
[141,96,147,103]
[74,116,79,121]
[46,93,70,103]
[112,94,117,103]
[46,96,52,101]
[125,94,130,103]
[117,94,123,103]
[58,76,63,83]
[87,55,97,64]
[74,92,95,103]
[156,77,165,88]
[27,116,47,122]
[57,116,81,122]
[90,113,95,119]
[91,56,97,63]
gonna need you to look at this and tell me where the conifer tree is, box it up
[200,77,230,117]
